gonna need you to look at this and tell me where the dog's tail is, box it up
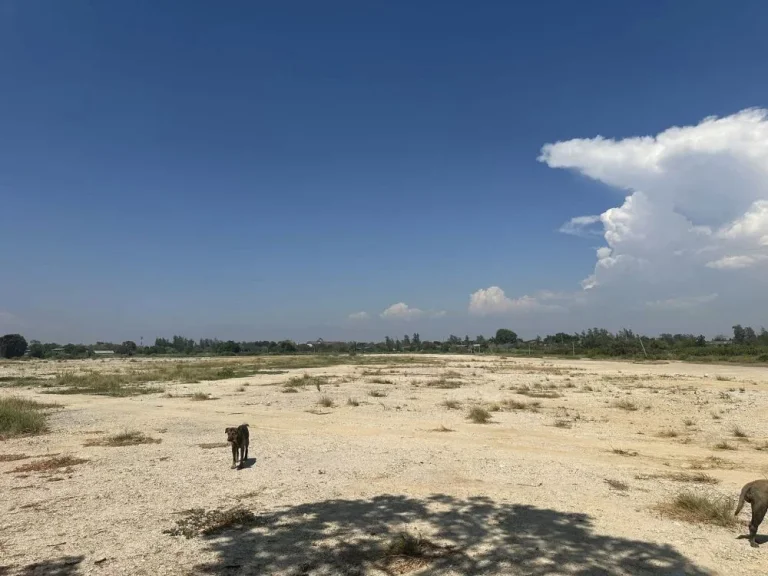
[735,483,750,516]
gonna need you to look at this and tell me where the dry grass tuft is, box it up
[713,440,737,451]
[611,448,639,457]
[657,429,680,438]
[318,395,335,408]
[430,425,454,433]
[501,399,541,412]
[467,406,491,424]
[199,442,229,449]
[347,397,360,407]
[657,491,737,527]
[163,507,261,539]
[553,419,572,429]
[369,390,387,398]
[425,377,463,389]
[441,399,462,410]
[613,399,638,411]
[11,455,88,474]
[636,472,719,484]
[0,453,30,462]
[84,431,161,447]
[732,425,748,438]
[191,392,213,401]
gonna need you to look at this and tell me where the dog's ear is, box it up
[225,427,232,433]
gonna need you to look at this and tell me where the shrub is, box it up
[467,406,491,424]
[0,396,53,438]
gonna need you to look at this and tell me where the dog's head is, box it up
[225,427,238,443]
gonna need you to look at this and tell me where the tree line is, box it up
[1,324,768,362]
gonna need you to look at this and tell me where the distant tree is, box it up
[28,339,45,358]
[695,335,707,347]
[732,324,746,344]
[0,334,28,358]
[495,329,518,345]
[744,327,757,343]
[412,333,421,350]
[120,341,137,356]
[403,334,411,348]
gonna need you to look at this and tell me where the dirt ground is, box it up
[2,354,768,575]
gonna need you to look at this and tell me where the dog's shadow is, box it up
[736,534,768,545]
[236,457,257,470]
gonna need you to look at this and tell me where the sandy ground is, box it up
[2,354,768,575]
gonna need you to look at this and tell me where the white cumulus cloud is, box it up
[348,311,369,321]
[471,108,768,335]
[468,286,563,316]
[380,303,445,321]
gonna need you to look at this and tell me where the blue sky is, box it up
[2,0,768,343]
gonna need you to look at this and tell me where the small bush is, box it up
[683,419,695,427]
[318,395,334,408]
[216,367,236,379]
[347,397,360,407]
[501,399,541,411]
[425,378,463,389]
[553,419,572,429]
[369,377,394,385]
[0,396,54,438]
[657,491,736,527]
[732,425,748,438]
[611,448,639,457]
[369,390,387,398]
[713,441,736,451]
[613,399,638,411]
[441,399,462,410]
[191,392,212,401]
[430,425,454,433]
[467,406,491,424]
[636,472,718,484]
[657,429,679,438]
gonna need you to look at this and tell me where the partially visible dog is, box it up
[225,423,249,469]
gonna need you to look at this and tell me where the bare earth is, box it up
[2,354,768,575]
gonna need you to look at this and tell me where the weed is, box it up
[732,425,748,438]
[425,377,463,389]
[318,395,335,408]
[199,442,229,449]
[553,419,572,429]
[236,387,246,393]
[713,441,736,451]
[683,419,695,427]
[657,429,680,438]
[636,472,719,484]
[441,399,462,410]
[467,406,491,424]
[611,448,639,457]
[0,454,30,462]
[49,371,162,397]
[368,377,394,385]
[501,399,541,412]
[0,397,56,439]
[191,392,213,401]
[347,397,360,407]
[369,390,387,398]
[711,412,722,420]
[715,375,732,382]
[613,399,638,411]
[84,431,161,447]
[164,507,261,539]
[657,491,736,527]
[11,455,88,474]
[689,456,735,470]
[430,425,454,433]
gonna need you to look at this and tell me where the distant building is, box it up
[93,350,115,356]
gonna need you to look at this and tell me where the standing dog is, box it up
[225,423,249,469]
[735,479,768,547]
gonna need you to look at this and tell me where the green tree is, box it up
[495,328,518,345]
[732,325,746,344]
[120,341,138,355]
[28,339,45,358]
[412,333,421,350]
[744,327,757,343]
[0,334,28,358]
[695,335,707,347]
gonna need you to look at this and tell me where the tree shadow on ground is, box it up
[190,494,712,575]
[1,556,84,576]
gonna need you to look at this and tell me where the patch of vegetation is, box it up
[611,448,639,457]
[657,429,680,438]
[501,399,541,412]
[689,456,734,470]
[0,396,56,439]
[191,392,214,401]
[715,375,733,382]
[84,431,161,447]
[48,372,162,397]
[553,419,572,429]
[605,479,629,491]
[163,507,261,539]
[732,425,748,438]
[424,377,463,389]
[368,377,394,385]
[467,406,491,424]
[0,453,30,462]
[199,442,229,449]
[369,390,387,398]
[318,395,335,408]
[657,491,736,527]
[347,397,360,407]
[441,399,462,410]
[430,425,454,433]
[236,387,246,393]
[713,440,737,451]
[379,530,452,572]
[282,373,329,391]
[636,472,719,484]
[613,399,638,411]
[515,386,561,399]
[0,376,48,388]
[683,418,695,427]
[11,455,88,474]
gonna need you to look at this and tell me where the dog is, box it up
[225,423,249,469]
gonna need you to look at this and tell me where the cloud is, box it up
[558,215,602,237]
[348,311,369,321]
[379,303,446,321]
[468,286,564,316]
[705,255,768,269]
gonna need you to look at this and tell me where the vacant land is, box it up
[2,354,768,575]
